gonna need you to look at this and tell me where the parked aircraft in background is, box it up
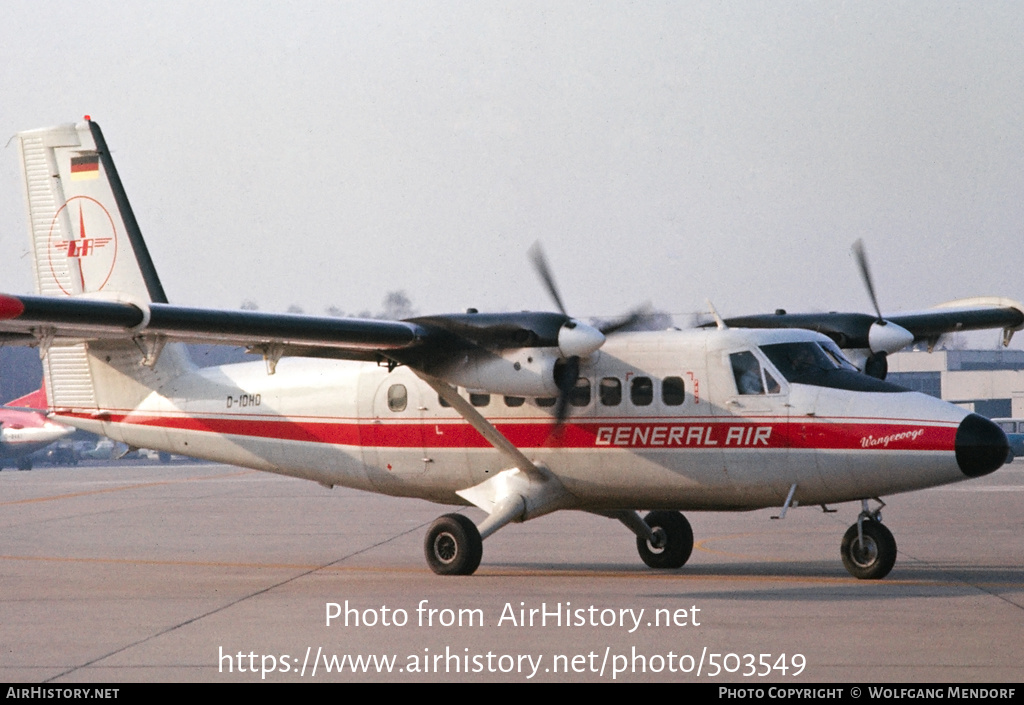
[0,388,73,470]
[0,118,1011,578]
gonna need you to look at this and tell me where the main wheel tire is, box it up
[841,520,897,579]
[424,513,483,576]
[17,458,32,471]
[637,510,693,569]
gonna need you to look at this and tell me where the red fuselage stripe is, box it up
[61,412,957,452]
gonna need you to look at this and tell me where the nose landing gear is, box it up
[840,500,896,580]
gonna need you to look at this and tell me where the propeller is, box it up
[552,355,581,428]
[852,239,883,323]
[528,242,569,317]
[528,242,607,428]
[851,239,914,378]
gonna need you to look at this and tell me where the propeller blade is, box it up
[852,239,884,323]
[552,355,581,429]
[598,303,654,335]
[853,240,915,356]
[528,242,568,316]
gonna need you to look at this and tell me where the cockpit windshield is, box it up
[760,342,844,378]
[760,342,905,393]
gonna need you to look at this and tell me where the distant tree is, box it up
[379,291,415,320]
[287,304,305,314]
[240,299,259,311]
[321,291,418,320]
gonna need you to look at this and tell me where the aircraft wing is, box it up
[0,293,427,360]
[0,292,593,367]
[887,298,1024,346]
[720,297,1024,350]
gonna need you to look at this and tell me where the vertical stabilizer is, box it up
[17,118,166,303]
[16,119,191,413]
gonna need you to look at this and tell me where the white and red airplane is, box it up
[0,118,1015,579]
[0,388,74,470]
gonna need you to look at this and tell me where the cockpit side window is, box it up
[730,351,765,395]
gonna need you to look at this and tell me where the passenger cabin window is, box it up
[470,393,490,407]
[730,351,780,395]
[536,397,557,407]
[438,394,451,408]
[504,396,525,407]
[631,376,653,406]
[600,377,622,406]
[570,377,591,407]
[662,376,685,406]
[388,384,408,412]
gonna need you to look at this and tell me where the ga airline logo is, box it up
[62,237,112,258]
[46,196,118,295]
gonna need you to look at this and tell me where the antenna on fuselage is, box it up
[706,299,728,330]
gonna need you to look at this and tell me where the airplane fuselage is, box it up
[51,328,987,513]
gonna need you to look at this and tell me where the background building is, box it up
[888,349,1024,419]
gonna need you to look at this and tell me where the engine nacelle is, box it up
[437,348,562,397]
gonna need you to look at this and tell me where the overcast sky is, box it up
[2,2,1023,340]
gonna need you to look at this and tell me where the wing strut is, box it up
[414,372,576,536]
[417,373,544,480]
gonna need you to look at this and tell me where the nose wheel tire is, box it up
[425,513,483,576]
[637,511,693,569]
[841,520,896,580]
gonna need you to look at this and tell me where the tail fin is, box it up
[17,117,166,303]
[16,118,192,414]
[5,384,48,411]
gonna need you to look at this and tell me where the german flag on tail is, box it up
[70,154,99,180]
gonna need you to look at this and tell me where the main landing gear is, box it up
[422,509,697,576]
[612,509,695,570]
[636,511,694,569]
[840,500,897,580]
[424,514,483,576]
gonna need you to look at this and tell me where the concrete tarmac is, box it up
[1,460,1022,683]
